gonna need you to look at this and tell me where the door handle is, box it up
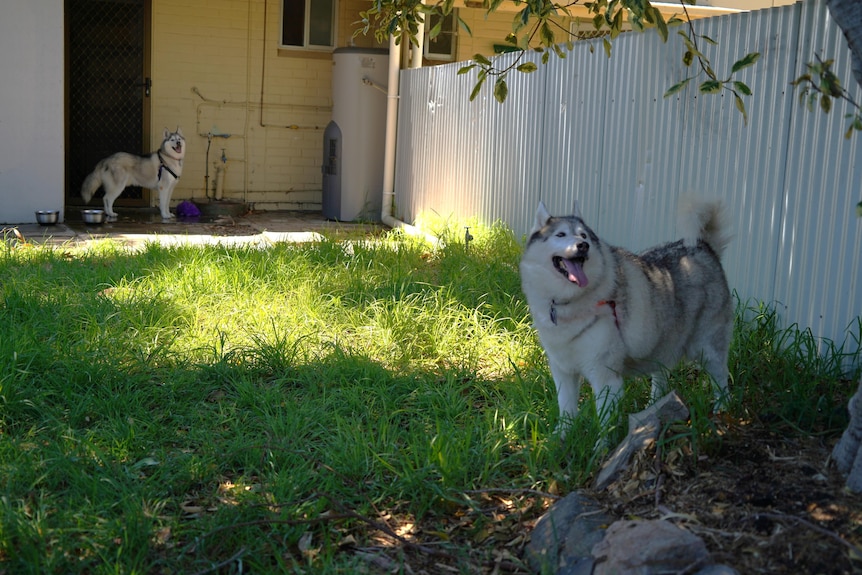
[138,77,151,97]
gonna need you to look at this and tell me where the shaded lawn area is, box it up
[0,227,859,573]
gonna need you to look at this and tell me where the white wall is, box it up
[0,1,65,224]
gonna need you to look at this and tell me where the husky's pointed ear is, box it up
[533,201,551,231]
[573,200,582,218]
[163,127,170,139]
[176,126,183,137]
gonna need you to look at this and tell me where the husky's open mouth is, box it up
[553,256,589,287]
[173,141,183,153]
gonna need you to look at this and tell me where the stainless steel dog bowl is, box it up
[35,210,59,225]
[81,209,106,224]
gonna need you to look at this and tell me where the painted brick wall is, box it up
[150,0,384,212]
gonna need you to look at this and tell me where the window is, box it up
[281,0,336,50]
[424,10,457,61]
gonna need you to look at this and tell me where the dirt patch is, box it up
[594,419,862,574]
[347,420,862,574]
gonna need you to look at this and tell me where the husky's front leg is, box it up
[584,368,624,429]
[158,183,175,219]
[548,361,582,438]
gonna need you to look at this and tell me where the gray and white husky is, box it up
[81,128,185,220]
[520,198,733,435]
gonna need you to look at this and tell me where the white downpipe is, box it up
[380,33,400,229]
[411,0,425,70]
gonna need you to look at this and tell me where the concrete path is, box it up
[3,211,382,248]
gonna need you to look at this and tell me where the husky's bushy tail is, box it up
[677,195,731,258]
[80,166,103,203]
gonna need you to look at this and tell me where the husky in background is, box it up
[81,128,185,220]
[520,197,733,436]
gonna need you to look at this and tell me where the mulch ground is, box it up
[338,418,862,574]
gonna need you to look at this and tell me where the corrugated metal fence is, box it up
[395,0,861,356]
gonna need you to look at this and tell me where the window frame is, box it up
[280,0,337,52]
[423,10,457,62]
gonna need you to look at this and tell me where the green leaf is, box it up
[458,64,476,75]
[789,73,811,87]
[734,93,748,126]
[517,62,538,73]
[699,80,722,94]
[540,21,555,46]
[733,81,752,96]
[457,16,472,36]
[474,53,492,66]
[820,94,832,114]
[428,18,443,40]
[664,77,692,98]
[470,70,488,101]
[610,8,623,39]
[683,50,693,67]
[653,8,668,42]
[701,34,718,46]
[731,52,761,73]
[856,200,862,217]
[603,37,612,58]
[494,77,509,103]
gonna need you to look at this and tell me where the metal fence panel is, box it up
[394,0,861,354]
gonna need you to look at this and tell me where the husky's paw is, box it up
[160,212,175,221]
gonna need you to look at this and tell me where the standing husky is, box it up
[81,128,185,220]
[520,198,733,435]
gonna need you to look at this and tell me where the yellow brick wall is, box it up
[150,0,385,211]
[146,0,579,212]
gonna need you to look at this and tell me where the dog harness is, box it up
[157,151,180,182]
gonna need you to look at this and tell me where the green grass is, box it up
[0,225,858,573]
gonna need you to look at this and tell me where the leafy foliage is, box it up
[663,30,760,126]
[355,0,759,118]
[791,53,862,140]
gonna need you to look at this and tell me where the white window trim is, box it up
[280,0,338,52]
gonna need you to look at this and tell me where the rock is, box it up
[525,491,613,575]
[594,392,689,490]
[832,379,862,492]
[592,519,709,575]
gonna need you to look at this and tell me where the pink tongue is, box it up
[563,259,588,287]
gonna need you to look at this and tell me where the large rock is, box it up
[592,520,709,575]
[525,491,613,575]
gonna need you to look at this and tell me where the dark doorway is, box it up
[66,0,151,208]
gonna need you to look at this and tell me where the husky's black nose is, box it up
[576,241,589,254]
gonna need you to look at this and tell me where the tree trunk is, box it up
[826,0,862,89]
